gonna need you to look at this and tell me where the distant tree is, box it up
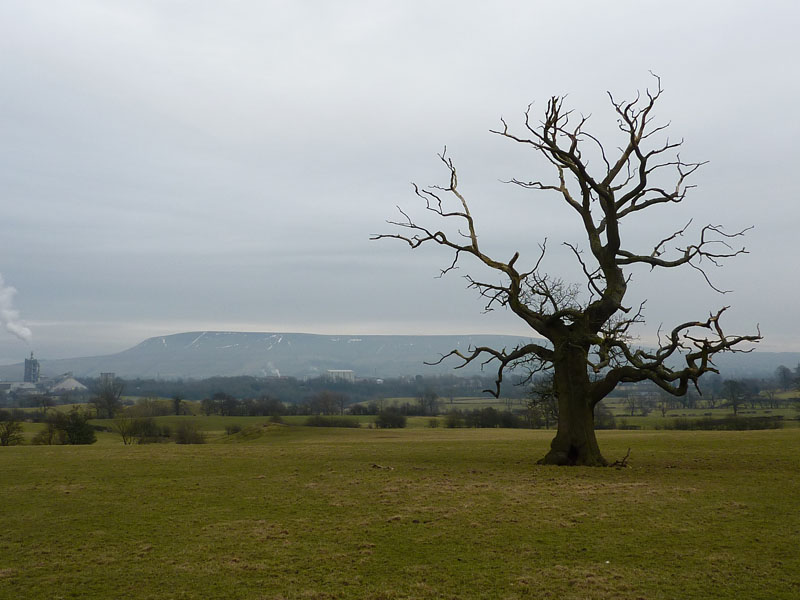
[375,77,760,464]
[32,394,54,414]
[335,392,347,416]
[702,373,724,409]
[622,392,653,417]
[0,410,24,446]
[348,402,374,416]
[527,375,558,429]
[639,394,655,417]
[309,391,346,416]
[762,387,779,410]
[682,389,699,409]
[775,365,794,390]
[172,394,185,416]
[213,392,238,416]
[92,378,125,419]
[624,394,638,417]
[723,380,744,416]
[417,388,439,416]
[264,395,287,416]
[741,379,762,409]
[200,398,216,416]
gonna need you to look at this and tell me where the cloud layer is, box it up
[1,1,797,359]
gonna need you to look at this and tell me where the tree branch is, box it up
[427,343,554,398]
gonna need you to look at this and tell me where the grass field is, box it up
[1,426,798,599]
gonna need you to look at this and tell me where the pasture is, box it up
[1,425,798,599]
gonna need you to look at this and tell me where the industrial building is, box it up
[1,353,88,398]
[326,369,355,383]
[24,352,40,383]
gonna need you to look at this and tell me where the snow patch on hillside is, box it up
[186,332,207,348]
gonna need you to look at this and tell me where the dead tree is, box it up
[374,77,760,466]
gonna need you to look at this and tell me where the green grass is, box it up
[604,402,799,429]
[1,427,798,599]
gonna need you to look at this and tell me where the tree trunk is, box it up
[539,343,607,466]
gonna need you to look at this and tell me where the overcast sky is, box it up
[1,1,798,362]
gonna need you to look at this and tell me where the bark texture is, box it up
[538,343,607,466]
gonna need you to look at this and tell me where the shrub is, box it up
[427,418,440,428]
[31,422,62,445]
[51,409,96,445]
[444,410,464,428]
[174,421,206,444]
[128,398,173,417]
[111,417,138,445]
[304,415,360,428]
[664,416,782,431]
[225,424,243,435]
[499,411,523,428]
[131,418,171,444]
[374,408,406,429]
[465,407,502,428]
[594,403,617,430]
[0,413,24,446]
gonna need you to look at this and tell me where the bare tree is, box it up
[374,77,760,465]
[417,388,440,416]
[624,394,639,417]
[527,375,558,429]
[723,380,744,416]
[112,415,138,445]
[92,377,125,419]
[774,365,793,390]
[309,391,346,416]
[34,393,54,414]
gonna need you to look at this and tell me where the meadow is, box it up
[1,424,798,599]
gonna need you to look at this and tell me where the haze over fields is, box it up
[0,331,795,381]
[0,332,532,379]
[1,2,798,362]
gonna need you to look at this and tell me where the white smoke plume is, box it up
[0,274,33,343]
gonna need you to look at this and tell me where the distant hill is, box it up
[0,332,537,380]
[0,331,794,381]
